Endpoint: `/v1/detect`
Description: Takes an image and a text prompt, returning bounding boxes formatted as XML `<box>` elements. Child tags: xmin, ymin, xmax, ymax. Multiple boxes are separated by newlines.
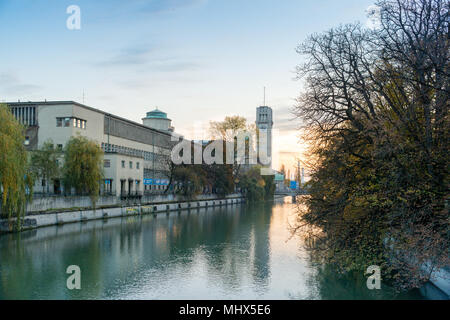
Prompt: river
<box><xmin>0</xmin><ymin>197</ymin><xmax>425</xmax><ymax>299</ymax></box>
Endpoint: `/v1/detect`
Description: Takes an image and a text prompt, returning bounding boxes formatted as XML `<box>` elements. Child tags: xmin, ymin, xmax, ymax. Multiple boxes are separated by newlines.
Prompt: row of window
<box><xmin>103</xmin><ymin>159</ymin><xmax>140</xmax><ymax>170</ymax></box>
<box><xmin>144</xmin><ymin>185</ymin><xmax>165</xmax><ymax>191</ymax></box>
<box><xmin>101</xmin><ymin>143</ymin><xmax>164</xmax><ymax>162</ymax></box>
<box><xmin>56</xmin><ymin>117</ymin><xmax>87</xmax><ymax>129</ymax></box>
<box><xmin>11</xmin><ymin>106</ymin><xmax>37</xmax><ymax>126</ymax></box>
<box><xmin>259</xmin><ymin>113</ymin><xmax>270</xmax><ymax>122</ymax></box>
<box><xmin>121</xmin><ymin>160</ymin><xmax>140</xmax><ymax>170</ymax></box>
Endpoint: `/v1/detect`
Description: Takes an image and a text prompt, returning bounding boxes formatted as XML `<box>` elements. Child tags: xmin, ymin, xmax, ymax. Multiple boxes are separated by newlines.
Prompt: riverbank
<box><xmin>0</xmin><ymin>195</ymin><xmax>246</xmax><ymax>234</ymax></box>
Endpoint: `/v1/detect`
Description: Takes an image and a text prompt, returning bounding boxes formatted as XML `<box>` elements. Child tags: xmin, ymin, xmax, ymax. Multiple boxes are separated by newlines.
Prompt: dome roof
<box><xmin>145</xmin><ymin>108</ymin><xmax>168</xmax><ymax>119</ymax></box>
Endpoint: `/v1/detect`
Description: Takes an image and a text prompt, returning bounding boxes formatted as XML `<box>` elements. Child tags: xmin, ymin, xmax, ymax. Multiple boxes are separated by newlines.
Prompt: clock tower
<box><xmin>255</xmin><ymin>106</ymin><xmax>273</xmax><ymax>169</ymax></box>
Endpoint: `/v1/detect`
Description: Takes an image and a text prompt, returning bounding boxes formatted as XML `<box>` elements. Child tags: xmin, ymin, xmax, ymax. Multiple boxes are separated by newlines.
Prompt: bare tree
<box><xmin>293</xmin><ymin>0</ymin><xmax>449</xmax><ymax>290</ymax></box>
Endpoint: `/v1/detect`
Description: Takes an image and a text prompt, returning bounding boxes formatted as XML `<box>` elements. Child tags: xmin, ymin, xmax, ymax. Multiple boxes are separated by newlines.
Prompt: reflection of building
<box><xmin>251</xmin><ymin>204</ymin><xmax>272</xmax><ymax>286</ymax></box>
<box><xmin>7</xmin><ymin>101</ymin><xmax>177</xmax><ymax>197</ymax></box>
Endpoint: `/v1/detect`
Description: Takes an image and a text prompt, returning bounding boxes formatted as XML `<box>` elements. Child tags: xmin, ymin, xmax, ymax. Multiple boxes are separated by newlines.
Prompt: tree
<box><xmin>293</xmin><ymin>0</ymin><xmax>449</xmax><ymax>290</ymax></box>
<box><xmin>238</xmin><ymin>166</ymin><xmax>274</xmax><ymax>201</ymax></box>
<box><xmin>209</xmin><ymin>115</ymin><xmax>257</xmax><ymax>179</ymax></box>
<box><xmin>209</xmin><ymin>116</ymin><xmax>248</xmax><ymax>142</ymax></box>
<box><xmin>30</xmin><ymin>140</ymin><xmax>60</xmax><ymax>194</ymax></box>
<box><xmin>172</xmin><ymin>165</ymin><xmax>206</xmax><ymax>198</ymax></box>
<box><xmin>62</xmin><ymin>135</ymin><xmax>103</xmax><ymax>206</ymax></box>
<box><xmin>0</xmin><ymin>104</ymin><xmax>33</xmax><ymax>227</ymax></box>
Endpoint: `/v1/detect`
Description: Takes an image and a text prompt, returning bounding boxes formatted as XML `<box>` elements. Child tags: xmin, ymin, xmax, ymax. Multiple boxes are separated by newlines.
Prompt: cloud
<box><xmin>96</xmin><ymin>43</ymin><xmax>155</xmax><ymax>67</ymax></box>
<box><xmin>96</xmin><ymin>42</ymin><xmax>203</xmax><ymax>73</ymax></box>
<box><xmin>0</xmin><ymin>72</ymin><xmax>41</xmax><ymax>95</ymax></box>
<box><xmin>273</xmin><ymin>105</ymin><xmax>299</xmax><ymax>132</ymax></box>
<box><xmin>84</xmin><ymin>0</ymin><xmax>207</xmax><ymax>23</ymax></box>
<box><xmin>145</xmin><ymin>59</ymin><xmax>201</xmax><ymax>72</ymax></box>
<box><xmin>137</xmin><ymin>0</ymin><xmax>206</xmax><ymax>14</ymax></box>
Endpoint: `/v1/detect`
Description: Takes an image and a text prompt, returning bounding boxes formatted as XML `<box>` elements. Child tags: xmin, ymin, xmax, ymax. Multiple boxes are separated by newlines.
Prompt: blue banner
<box><xmin>144</xmin><ymin>179</ymin><xmax>169</xmax><ymax>186</ymax></box>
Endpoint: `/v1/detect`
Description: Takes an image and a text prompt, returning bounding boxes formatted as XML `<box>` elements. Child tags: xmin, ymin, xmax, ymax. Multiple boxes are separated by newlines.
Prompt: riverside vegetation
<box><xmin>294</xmin><ymin>0</ymin><xmax>449</xmax><ymax>291</ymax></box>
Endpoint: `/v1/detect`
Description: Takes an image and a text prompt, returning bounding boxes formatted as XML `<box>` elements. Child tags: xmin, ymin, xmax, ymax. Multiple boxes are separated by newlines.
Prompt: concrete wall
<box><xmin>37</xmin><ymin>103</ymin><xmax>76</xmax><ymax>148</ymax></box>
<box><xmin>104</xmin><ymin>116</ymin><xmax>172</xmax><ymax>148</ymax></box>
<box><xmin>25</xmin><ymin>193</ymin><xmax>244</xmax><ymax>213</ymax></box>
<box><xmin>26</xmin><ymin>195</ymin><xmax>119</xmax><ymax>213</ymax></box>
<box><xmin>1</xmin><ymin>197</ymin><xmax>246</xmax><ymax>233</ymax></box>
<box><xmin>103</xmin><ymin>153</ymin><xmax>144</xmax><ymax>195</ymax></box>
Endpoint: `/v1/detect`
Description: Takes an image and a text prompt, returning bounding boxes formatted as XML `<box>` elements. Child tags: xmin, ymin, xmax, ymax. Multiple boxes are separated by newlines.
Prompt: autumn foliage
<box><xmin>294</xmin><ymin>0</ymin><xmax>449</xmax><ymax>290</ymax></box>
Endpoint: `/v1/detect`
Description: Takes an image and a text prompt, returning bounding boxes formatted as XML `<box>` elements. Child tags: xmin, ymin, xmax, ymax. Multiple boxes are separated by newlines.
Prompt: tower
<box><xmin>142</xmin><ymin>108</ymin><xmax>174</xmax><ymax>133</ymax></box>
<box><xmin>255</xmin><ymin>106</ymin><xmax>273</xmax><ymax>169</ymax></box>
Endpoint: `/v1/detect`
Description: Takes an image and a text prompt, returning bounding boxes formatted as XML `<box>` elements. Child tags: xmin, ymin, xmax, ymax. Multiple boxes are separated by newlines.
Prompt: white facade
<box><xmin>7</xmin><ymin>101</ymin><xmax>175</xmax><ymax>197</ymax></box>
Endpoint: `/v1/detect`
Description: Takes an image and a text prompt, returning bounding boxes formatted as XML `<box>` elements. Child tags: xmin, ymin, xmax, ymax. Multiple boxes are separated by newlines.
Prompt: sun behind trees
<box><xmin>294</xmin><ymin>0</ymin><xmax>449</xmax><ymax>291</ymax></box>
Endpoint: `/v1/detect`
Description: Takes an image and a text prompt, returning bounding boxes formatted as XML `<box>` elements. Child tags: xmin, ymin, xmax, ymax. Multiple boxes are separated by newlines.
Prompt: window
<box><xmin>57</xmin><ymin>117</ymin><xmax>87</xmax><ymax>128</ymax></box>
<box><xmin>104</xmin><ymin>159</ymin><xmax>111</xmax><ymax>168</ymax></box>
<box><xmin>24</xmin><ymin>136</ymin><xmax>30</xmax><ymax>146</ymax></box>
<box><xmin>129</xmin><ymin>161</ymin><xmax>133</xmax><ymax>169</ymax></box>
<box><xmin>57</xmin><ymin>144</ymin><xmax>63</xmax><ymax>151</ymax></box>
<box><xmin>121</xmin><ymin>160</ymin><xmax>125</xmax><ymax>168</ymax></box>
<box><xmin>136</xmin><ymin>162</ymin><xmax>140</xmax><ymax>169</ymax></box>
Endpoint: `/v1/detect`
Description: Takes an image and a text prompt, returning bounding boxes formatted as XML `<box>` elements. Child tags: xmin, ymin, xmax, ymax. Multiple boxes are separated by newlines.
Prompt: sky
<box><xmin>0</xmin><ymin>0</ymin><xmax>375</xmax><ymax>175</ymax></box>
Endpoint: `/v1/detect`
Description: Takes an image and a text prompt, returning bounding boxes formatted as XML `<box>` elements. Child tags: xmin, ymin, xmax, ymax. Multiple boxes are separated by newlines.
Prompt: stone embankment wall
<box><xmin>26</xmin><ymin>193</ymin><xmax>241</xmax><ymax>213</ymax></box>
<box><xmin>0</xmin><ymin>197</ymin><xmax>245</xmax><ymax>233</ymax></box>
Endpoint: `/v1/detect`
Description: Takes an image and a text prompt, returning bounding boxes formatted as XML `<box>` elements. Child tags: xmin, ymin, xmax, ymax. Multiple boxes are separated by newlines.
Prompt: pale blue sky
<box><xmin>0</xmin><ymin>0</ymin><xmax>375</xmax><ymax>168</ymax></box>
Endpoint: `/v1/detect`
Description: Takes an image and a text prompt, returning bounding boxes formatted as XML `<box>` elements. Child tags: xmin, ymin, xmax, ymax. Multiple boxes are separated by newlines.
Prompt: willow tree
<box><xmin>30</xmin><ymin>139</ymin><xmax>60</xmax><ymax>194</ymax></box>
<box><xmin>63</xmin><ymin>135</ymin><xmax>103</xmax><ymax>207</ymax></box>
<box><xmin>0</xmin><ymin>104</ymin><xmax>33</xmax><ymax>228</ymax></box>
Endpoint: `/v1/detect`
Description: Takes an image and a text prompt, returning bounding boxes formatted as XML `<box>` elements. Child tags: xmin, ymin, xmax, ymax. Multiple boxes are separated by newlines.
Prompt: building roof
<box><xmin>145</xmin><ymin>108</ymin><xmax>168</xmax><ymax>119</ymax></box>
<box><xmin>6</xmin><ymin>100</ymin><xmax>173</xmax><ymax>137</ymax></box>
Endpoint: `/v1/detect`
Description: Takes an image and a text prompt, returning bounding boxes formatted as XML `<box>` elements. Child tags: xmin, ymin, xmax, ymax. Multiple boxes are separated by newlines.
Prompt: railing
<box><xmin>32</xmin><ymin>191</ymin><xmax>116</xmax><ymax>198</ymax></box>
<box><xmin>120</xmin><ymin>191</ymin><xmax>143</xmax><ymax>199</ymax></box>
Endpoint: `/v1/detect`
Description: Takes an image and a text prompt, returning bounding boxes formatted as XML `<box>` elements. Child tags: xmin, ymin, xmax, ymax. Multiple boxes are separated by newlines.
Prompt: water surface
<box><xmin>0</xmin><ymin>198</ymin><xmax>425</xmax><ymax>299</ymax></box>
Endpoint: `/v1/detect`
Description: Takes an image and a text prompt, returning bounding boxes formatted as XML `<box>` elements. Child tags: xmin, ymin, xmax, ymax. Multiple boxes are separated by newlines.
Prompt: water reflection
<box><xmin>0</xmin><ymin>199</ymin><xmax>424</xmax><ymax>299</ymax></box>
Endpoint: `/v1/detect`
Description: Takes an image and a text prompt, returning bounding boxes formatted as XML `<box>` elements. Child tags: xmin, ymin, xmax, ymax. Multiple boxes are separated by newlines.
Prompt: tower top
<box><xmin>256</xmin><ymin>106</ymin><xmax>273</xmax><ymax>127</ymax></box>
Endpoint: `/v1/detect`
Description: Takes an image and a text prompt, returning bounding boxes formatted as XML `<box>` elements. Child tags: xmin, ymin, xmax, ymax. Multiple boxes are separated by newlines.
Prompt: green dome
<box><xmin>145</xmin><ymin>109</ymin><xmax>167</xmax><ymax>119</ymax></box>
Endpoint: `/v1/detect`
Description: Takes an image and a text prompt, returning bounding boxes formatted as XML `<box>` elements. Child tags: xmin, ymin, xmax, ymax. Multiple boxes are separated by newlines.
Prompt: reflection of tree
<box><xmin>302</xmin><ymin>252</ymin><xmax>424</xmax><ymax>300</ymax></box>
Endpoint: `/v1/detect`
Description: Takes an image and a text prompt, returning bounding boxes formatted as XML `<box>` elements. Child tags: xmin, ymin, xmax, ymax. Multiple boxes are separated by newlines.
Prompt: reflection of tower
<box><xmin>251</xmin><ymin>203</ymin><xmax>272</xmax><ymax>287</ymax></box>
<box><xmin>256</xmin><ymin>106</ymin><xmax>273</xmax><ymax>169</ymax></box>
